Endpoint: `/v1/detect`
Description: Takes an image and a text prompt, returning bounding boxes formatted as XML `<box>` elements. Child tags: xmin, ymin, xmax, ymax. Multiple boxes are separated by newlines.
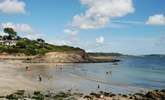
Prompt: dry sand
<box><xmin>0</xmin><ymin>60</ymin><xmax>44</xmax><ymax>95</ymax></box>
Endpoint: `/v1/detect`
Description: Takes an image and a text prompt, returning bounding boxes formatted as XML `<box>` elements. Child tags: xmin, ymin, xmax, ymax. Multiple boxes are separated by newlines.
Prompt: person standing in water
<box><xmin>97</xmin><ymin>84</ymin><xmax>100</xmax><ymax>89</ymax></box>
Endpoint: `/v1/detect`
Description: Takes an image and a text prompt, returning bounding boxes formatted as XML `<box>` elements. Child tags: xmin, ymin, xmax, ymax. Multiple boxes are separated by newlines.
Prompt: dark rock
<box><xmin>90</xmin><ymin>92</ymin><xmax>100</xmax><ymax>98</ymax></box>
<box><xmin>72</xmin><ymin>92</ymin><xmax>83</xmax><ymax>97</ymax></box>
<box><xmin>145</xmin><ymin>91</ymin><xmax>163</xmax><ymax>100</ymax></box>
<box><xmin>0</xmin><ymin>96</ymin><xmax>5</xmax><ymax>98</ymax></box>
<box><xmin>109</xmin><ymin>93</ymin><xmax>116</xmax><ymax>97</ymax></box>
<box><xmin>133</xmin><ymin>93</ymin><xmax>144</xmax><ymax>100</ymax></box>
<box><xmin>145</xmin><ymin>91</ymin><xmax>160</xmax><ymax>100</ymax></box>
<box><xmin>6</xmin><ymin>94</ymin><xmax>19</xmax><ymax>100</ymax></box>
<box><xmin>99</xmin><ymin>91</ymin><xmax>111</xmax><ymax>96</ymax></box>
<box><xmin>53</xmin><ymin>92</ymin><xmax>71</xmax><ymax>99</ymax></box>
<box><xmin>154</xmin><ymin>89</ymin><xmax>159</xmax><ymax>92</ymax></box>
<box><xmin>122</xmin><ymin>94</ymin><xmax>128</xmax><ymax>98</ymax></box>
<box><xmin>34</xmin><ymin>91</ymin><xmax>41</xmax><ymax>95</ymax></box>
<box><xmin>32</xmin><ymin>91</ymin><xmax>44</xmax><ymax>100</ymax></box>
<box><xmin>32</xmin><ymin>96</ymin><xmax>44</xmax><ymax>100</ymax></box>
<box><xmin>161</xmin><ymin>89</ymin><xmax>165</xmax><ymax>93</ymax></box>
<box><xmin>103</xmin><ymin>92</ymin><xmax>111</xmax><ymax>96</ymax></box>
<box><xmin>15</xmin><ymin>90</ymin><xmax>25</xmax><ymax>96</ymax></box>
<box><xmin>84</xmin><ymin>95</ymin><xmax>92</xmax><ymax>100</ymax></box>
<box><xmin>99</xmin><ymin>91</ymin><xmax>104</xmax><ymax>94</ymax></box>
<box><xmin>129</xmin><ymin>96</ymin><xmax>133</xmax><ymax>99</ymax></box>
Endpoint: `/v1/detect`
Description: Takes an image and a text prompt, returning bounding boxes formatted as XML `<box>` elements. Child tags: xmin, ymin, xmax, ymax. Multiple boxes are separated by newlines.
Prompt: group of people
<box><xmin>25</xmin><ymin>65</ymin><xmax>64</xmax><ymax>82</ymax></box>
<box><xmin>25</xmin><ymin>65</ymin><xmax>112</xmax><ymax>90</ymax></box>
<box><xmin>106</xmin><ymin>70</ymin><xmax>112</xmax><ymax>75</ymax></box>
<box><xmin>26</xmin><ymin>66</ymin><xmax>42</xmax><ymax>82</ymax></box>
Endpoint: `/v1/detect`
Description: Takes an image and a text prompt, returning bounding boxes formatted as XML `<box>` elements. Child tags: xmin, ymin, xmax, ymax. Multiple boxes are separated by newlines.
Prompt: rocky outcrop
<box><xmin>31</xmin><ymin>50</ymin><xmax>90</xmax><ymax>63</ymax></box>
<box><xmin>26</xmin><ymin>50</ymin><xmax>120</xmax><ymax>63</ymax></box>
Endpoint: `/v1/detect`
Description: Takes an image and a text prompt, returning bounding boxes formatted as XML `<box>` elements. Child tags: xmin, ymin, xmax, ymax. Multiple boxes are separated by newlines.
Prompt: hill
<box><xmin>0</xmin><ymin>28</ymin><xmax>83</xmax><ymax>56</ymax></box>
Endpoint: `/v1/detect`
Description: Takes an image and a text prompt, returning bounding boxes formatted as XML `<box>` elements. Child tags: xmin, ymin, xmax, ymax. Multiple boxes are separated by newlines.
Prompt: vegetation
<box><xmin>0</xmin><ymin>28</ymin><xmax>83</xmax><ymax>55</ymax></box>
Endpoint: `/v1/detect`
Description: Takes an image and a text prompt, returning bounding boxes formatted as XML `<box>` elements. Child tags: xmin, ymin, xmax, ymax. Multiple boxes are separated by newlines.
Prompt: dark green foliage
<box><xmin>0</xmin><ymin>28</ymin><xmax>83</xmax><ymax>56</ymax></box>
<box><xmin>6</xmin><ymin>94</ymin><xmax>18</xmax><ymax>100</ymax></box>
<box><xmin>4</xmin><ymin>27</ymin><xmax>17</xmax><ymax>40</ymax></box>
<box><xmin>53</xmin><ymin>92</ymin><xmax>72</xmax><ymax>100</ymax></box>
<box><xmin>37</xmin><ymin>38</ymin><xmax>45</xmax><ymax>43</ymax></box>
<box><xmin>5</xmin><ymin>90</ymin><xmax>25</xmax><ymax>100</ymax></box>
<box><xmin>32</xmin><ymin>91</ymin><xmax>44</xmax><ymax>100</ymax></box>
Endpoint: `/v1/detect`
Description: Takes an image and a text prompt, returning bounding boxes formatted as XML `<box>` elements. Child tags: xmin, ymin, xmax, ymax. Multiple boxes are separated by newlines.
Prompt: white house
<box><xmin>0</xmin><ymin>40</ymin><xmax>17</xmax><ymax>46</ymax></box>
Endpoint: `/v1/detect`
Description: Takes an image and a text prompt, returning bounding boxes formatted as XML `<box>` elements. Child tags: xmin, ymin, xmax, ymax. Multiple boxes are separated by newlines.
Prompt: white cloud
<box><xmin>0</xmin><ymin>0</ymin><xmax>26</xmax><ymax>14</ymax></box>
<box><xmin>1</xmin><ymin>22</ymin><xmax>33</xmax><ymax>33</ymax></box>
<box><xmin>24</xmin><ymin>33</ymin><xmax>44</xmax><ymax>40</ymax></box>
<box><xmin>48</xmin><ymin>39</ymin><xmax>71</xmax><ymax>46</ymax></box>
<box><xmin>64</xmin><ymin>29</ymin><xmax>78</xmax><ymax>36</ymax></box>
<box><xmin>0</xmin><ymin>32</ymin><xmax>7</xmax><ymax>36</ymax></box>
<box><xmin>96</xmin><ymin>36</ymin><xmax>104</xmax><ymax>44</ymax></box>
<box><xmin>113</xmin><ymin>20</ymin><xmax>143</xmax><ymax>25</ymax></box>
<box><xmin>0</xmin><ymin>22</ymin><xmax>44</xmax><ymax>40</ymax></box>
<box><xmin>71</xmin><ymin>0</ymin><xmax>134</xmax><ymax>30</ymax></box>
<box><xmin>146</xmin><ymin>14</ymin><xmax>165</xmax><ymax>25</ymax></box>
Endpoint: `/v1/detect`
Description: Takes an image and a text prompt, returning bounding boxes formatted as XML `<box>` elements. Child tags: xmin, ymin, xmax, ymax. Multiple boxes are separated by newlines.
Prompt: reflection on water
<box><xmin>20</xmin><ymin>56</ymin><xmax>165</xmax><ymax>94</ymax></box>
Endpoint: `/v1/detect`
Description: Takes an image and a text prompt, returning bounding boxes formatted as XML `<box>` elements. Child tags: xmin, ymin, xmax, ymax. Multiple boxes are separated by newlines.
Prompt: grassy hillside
<box><xmin>0</xmin><ymin>39</ymin><xmax>83</xmax><ymax>56</ymax></box>
<box><xmin>0</xmin><ymin>28</ymin><xmax>83</xmax><ymax>56</ymax></box>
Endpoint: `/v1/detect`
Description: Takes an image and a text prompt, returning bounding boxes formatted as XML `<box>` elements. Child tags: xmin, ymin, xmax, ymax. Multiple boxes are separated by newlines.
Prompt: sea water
<box><xmin>22</xmin><ymin>55</ymin><xmax>165</xmax><ymax>94</ymax></box>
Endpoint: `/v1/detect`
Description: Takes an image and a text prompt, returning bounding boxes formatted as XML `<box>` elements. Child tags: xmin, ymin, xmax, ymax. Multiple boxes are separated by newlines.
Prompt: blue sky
<box><xmin>0</xmin><ymin>0</ymin><xmax>165</xmax><ymax>55</ymax></box>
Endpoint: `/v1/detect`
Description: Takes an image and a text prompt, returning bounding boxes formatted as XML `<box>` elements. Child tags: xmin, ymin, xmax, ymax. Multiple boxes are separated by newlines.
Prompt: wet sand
<box><xmin>0</xmin><ymin>60</ymin><xmax>148</xmax><ymax>96</ymax></box>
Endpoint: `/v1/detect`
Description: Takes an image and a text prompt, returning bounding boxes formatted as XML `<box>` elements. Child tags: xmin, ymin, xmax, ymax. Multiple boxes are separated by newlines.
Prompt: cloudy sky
<box><xmin>0</xmin><ymin>0</ymin><xmax>165</xmax><ymax>55</ymax></box>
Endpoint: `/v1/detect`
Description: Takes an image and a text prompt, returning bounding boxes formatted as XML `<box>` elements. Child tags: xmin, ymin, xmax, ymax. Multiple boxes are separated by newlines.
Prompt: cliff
<box><xmin>27</xmin><ymin>50</ymin><xmax>120</xmax><ymax>63</ymax></box>
<box><xmin>31</xmin><ymin>50</ymin><xmax>90</xmax><ymax>63</ymax></box>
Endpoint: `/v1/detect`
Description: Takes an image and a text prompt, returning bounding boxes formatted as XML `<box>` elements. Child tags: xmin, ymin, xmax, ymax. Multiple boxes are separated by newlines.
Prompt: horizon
<box><xmin>0</xmin><ymin>0</ymin><xmax>165</xmax><ymax>55</ymax></box>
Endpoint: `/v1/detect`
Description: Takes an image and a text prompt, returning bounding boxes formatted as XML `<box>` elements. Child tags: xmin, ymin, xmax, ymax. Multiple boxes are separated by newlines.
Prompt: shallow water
<box><xmin>20</xmin><ymin>56</ymin><xmax>165</xmax><ymax>94</ymax></box>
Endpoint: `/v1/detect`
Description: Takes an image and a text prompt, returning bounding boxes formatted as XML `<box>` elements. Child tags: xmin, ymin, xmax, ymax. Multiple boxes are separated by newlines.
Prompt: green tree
<box><xmin>4</xmin><ymin>28</ymin><xmax>17</xmax><ymax>40</ymax></box>
<box><xmin>37</xmin><ymin>38</ymin><xmax>45</xmax><ymax>43</ymax></box>
<box><xmin>0</xmin><ymin>36</ymin><xmax>2</xmax><ymax>40</ymax></box>
<box><xmin>2</xmin><ymin>35</ymin><xmax>8</xmax><ymax>40</ymax></box>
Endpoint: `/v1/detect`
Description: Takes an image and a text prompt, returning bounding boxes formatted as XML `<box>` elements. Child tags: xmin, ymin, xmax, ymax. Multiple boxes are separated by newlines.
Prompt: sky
<box><xmin>0</xmin><ymin>0</ymin><xmax>165</xmax><ymax>55</ymax></box>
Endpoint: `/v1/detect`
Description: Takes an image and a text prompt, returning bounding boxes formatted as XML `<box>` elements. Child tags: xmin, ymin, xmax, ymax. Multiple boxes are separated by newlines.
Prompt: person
<box><xmin>97</xmin><ymin>84</ymin><xmax>100</xmax><ymax>89</ymax></box>
<box><xmin>25</xmin><ymin>66</ymin><xmax>29</xmax><ymax>71</ymax></box>
<box><xmin>109</xmin><ymin>70</ymin><xmax>112</xmax><ymax>75</ymax></box>
<box><xmin>60</xmin><ymin>67</ymin><xmax>62</xmax><ymax>70</ymax></box>
<box><xmin>26</xmin><ymin>66</ymin><xmax>32</xmax><ymax>71</ymax></box>
<box><xmin>39</xmin><ymin>74</ymin><xmax>42</xmax><ymax>82</ymax></box>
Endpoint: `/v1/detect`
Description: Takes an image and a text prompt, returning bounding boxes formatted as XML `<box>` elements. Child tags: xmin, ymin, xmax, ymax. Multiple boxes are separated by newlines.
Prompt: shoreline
<box><xmin>0</xmin><ymin>89</ymin><xmax>164</xmax><ymax>100</ymax></box>
<box><xmin>0</xmin><ymin>54</ymin><xmax>120</xmax><ymax>63</ymax></box>
<box><xmin>0</xmin><ymin>57</ymin><xmax>164</xmax><ymax>100</ymax></box>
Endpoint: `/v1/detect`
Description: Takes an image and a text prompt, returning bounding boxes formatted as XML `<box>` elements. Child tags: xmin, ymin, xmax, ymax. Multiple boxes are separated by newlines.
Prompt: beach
<box><xmin>0</xmin><ymin>60</ymin><xmax>44</xmax><ymax>95</ymax></box>
<box><xmin>0</xmin><ymin>55</ymin><xmax>164</xmax><ymax>99</ymax></box>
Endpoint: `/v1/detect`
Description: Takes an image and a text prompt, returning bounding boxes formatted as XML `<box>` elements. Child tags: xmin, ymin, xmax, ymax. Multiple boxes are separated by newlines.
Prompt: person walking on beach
<box><xmin>26</xmin><ymin>66</ymin><xmax>29</xmax><ymax>71</ymax></box>
<box><xmin>26</xmin><ymin>66</ymin><xmax>32</xmax><ymax>71</ymax></box>
<box><xmin>38</xmin><ymin>74</ymin><xmax>42</xmax><ymax>82</ymax></box>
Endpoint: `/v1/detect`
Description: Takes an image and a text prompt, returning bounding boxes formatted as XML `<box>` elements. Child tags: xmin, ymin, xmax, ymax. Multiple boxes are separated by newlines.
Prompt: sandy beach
<box><xmin>0</xmin><ymin>59</ymin><xmax>164</xmax><ymax>100</ymax></box>
<box><xmin>0</xmin><ymin>60</ymin><xmax>44</xmax><ymax>95</ymax></box>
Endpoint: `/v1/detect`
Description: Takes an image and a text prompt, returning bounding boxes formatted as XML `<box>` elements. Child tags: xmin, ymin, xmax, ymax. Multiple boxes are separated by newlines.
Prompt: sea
<box><xmin>22</xmin><ymin>55</ymin><xmax>165</xmax><ymax>94</ymax></box>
